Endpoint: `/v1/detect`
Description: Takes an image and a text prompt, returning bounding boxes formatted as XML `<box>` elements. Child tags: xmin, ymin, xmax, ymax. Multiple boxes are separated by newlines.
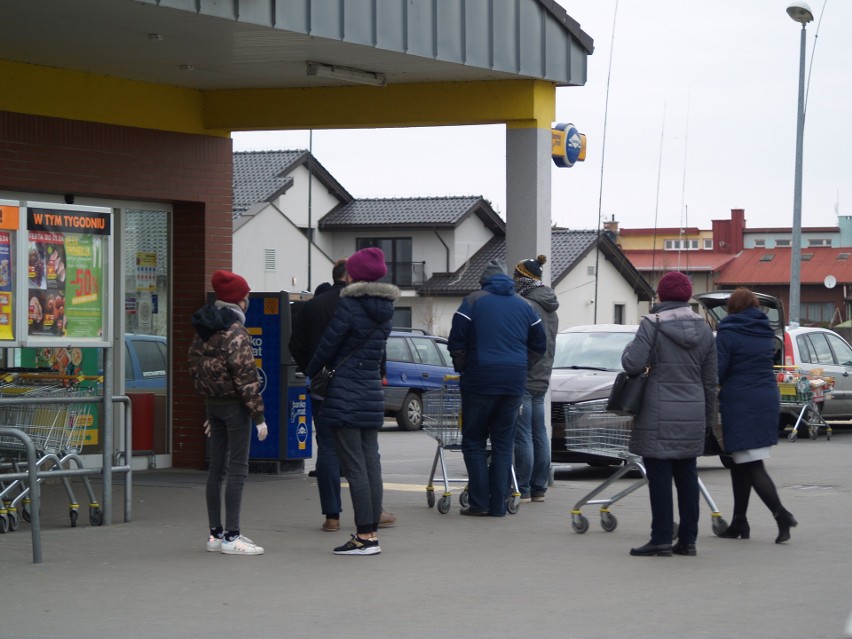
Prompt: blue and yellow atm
<box><xmin>244</xmin><ymin>291</ymin><xmax>312</xmax><ymax>473</ymax></box>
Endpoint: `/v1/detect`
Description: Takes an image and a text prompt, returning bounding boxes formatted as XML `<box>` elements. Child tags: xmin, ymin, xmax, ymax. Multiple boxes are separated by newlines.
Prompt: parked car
<box><xmin>549</xmin><ymin>324</ymin><xmax>638</xmax><ymax>465</ymax></box>
<box><xmin>384</xmin><ymin>330</ymin><xmax>455</xmax><ymax>431</ymax></box>
<box><xmin>695</xmin><ymin>290</ymin><xmax>852</xmax><ymax>422</ymax></box>
<box><xmin>125</xmin><ymin>333</ymin><xmax>167</xmax><ymax>392</ymax></box>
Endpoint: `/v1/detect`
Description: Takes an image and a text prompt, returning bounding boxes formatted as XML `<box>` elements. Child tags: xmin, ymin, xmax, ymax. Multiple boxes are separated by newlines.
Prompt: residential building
<box><xmin>610</xmin><ymin>208</ymin><xmax>852</xmax><ymax>326</ymax></box>
<box><xmin>234</xmin><ymin>150</ymin><xmax>654</xmax><ymax>336</ymax></box>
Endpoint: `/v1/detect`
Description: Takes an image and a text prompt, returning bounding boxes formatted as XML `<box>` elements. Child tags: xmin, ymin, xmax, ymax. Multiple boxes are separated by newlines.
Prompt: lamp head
<box><xmin>786</xmin><ymin>2</ymin><xmax>814</xmax><ymax>24</ymax></box>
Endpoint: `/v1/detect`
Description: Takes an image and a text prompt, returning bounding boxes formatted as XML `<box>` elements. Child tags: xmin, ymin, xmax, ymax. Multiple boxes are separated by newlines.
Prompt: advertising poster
<box><xmin>20</xmin><ymin>346</ymin><xmax>102</xmax><ymax>446</ymax></box>
<box><xmin>0</xmin><ymin>230</ymin><xmax>13</xmax><ymax>340</ymax></box>
<box><xmin>27</xmin><ymin>208</ymin><xmax>110</xmax><ymax>339</ymax></box>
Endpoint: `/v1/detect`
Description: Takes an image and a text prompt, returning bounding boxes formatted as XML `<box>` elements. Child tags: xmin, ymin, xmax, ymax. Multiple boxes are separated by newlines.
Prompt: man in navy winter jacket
<box><xmin>448</xmin><ymin>259</ymin><xmax>546</xmax><ymax>516</ymax></box>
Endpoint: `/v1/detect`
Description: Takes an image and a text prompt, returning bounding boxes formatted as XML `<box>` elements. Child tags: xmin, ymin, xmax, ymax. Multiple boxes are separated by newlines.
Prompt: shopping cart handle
<box><xmin>443</xmin><ymin>374</ymin><xmax>460</xmax><ymax>382</ymax></box>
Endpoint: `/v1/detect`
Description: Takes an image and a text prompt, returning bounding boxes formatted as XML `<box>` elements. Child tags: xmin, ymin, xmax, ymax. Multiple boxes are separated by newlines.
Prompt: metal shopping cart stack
<box><xmin>565</xmin><ymin>400</ymin><xmax>727</xmax><ymax>536</ymax></box>
<box><xmin>0</xmin><ymin>372</ymin><xmax>103</xmax><ymax>533</ymax></box>
<box><xmin>422</xmin><ymin>375</ymin><xmax>520</xmax><ymax>514</ymax></box>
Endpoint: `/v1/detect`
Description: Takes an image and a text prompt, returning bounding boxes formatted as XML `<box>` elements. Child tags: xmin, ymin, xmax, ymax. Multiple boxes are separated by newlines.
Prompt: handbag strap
<box><xmin>643</xmin><ymin>315</ymin><xmax>661</xmax><ymax>372</ymax></box>
<box><xmin>330</xmin><ymin>328</ymin><xmax>379</xmax><ymax>372</ymax></box>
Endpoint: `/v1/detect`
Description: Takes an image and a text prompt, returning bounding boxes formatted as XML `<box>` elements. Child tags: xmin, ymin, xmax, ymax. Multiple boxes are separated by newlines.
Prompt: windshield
<box><xmin>552</xmin><ymin>331</ymin><xmax>636</xmax><ymax>371</ymax></box>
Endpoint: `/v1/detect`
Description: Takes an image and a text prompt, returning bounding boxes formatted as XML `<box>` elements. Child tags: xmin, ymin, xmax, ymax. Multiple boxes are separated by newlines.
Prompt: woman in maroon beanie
<box><xmin>621</xmin><ymin>271</ymin><xmax>717</xmax><ymax>558</ymax></box>
<box><xmin>306</xmin><ymin>247</ymin><xmax>399</xmax><ymax>556</ymax></box>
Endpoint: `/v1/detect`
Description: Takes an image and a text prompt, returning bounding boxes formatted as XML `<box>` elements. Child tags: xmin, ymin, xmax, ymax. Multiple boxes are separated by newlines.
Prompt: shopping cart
<box><xmin>0</xmin><ymin>372</ymin><xmax>103</xmax><ymax>533</ymax></box>
<box><xmin>564</xmin><ymin>400</ymin><xmax>727</xmax><ymax>536</ymax></box>
<box><xmin>422</xmin><ymin>375</ymin><xmax>521</xmax><ymax>514</ymax></box>
<box><xmin>777</xmin><ymin>368</ymin><xmax>833</xmax><ymax>441</ymax></box>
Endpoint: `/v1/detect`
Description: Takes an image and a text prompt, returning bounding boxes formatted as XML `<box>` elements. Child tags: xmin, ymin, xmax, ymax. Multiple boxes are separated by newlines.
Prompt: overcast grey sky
<box><xmin>233</xmin><ymin>0</ymin><xmax>849</xmax><ymax>233</ymax></box>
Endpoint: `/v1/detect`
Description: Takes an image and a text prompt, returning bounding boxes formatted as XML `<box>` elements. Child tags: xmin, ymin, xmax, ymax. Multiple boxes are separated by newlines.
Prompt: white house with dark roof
<box><xmin>232</xmin><ymin>149</ymin><xmax>653</xmax><ymax>336</ymax></box>
<box><xmin>421</xmin><ymin>231</ymin><xmax>654</xmax><ymax>336</ymax></box>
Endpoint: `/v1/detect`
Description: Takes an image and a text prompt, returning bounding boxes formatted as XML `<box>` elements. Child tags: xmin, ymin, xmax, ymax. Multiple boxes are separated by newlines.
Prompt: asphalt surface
<box><xmin>3</xmin><ymin>424</ymin><xmax>852</xmax><ymax>639</ymax></box>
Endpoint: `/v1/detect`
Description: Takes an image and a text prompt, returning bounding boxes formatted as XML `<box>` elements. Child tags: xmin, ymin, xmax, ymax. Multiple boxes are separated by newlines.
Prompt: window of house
<box><xmin>776</xmin><ymin>239</ymin><xmax>791</xmax><ymax>247</ymax></box>
<box><xmin>753</xmin><ymin>239</ymin><xmax>766</xmax><ymax>248</ymax></box>
<box><xmin>391</xmin><ymin>306</ymin><xmax>412</xmax><ymax>330</ymax></box>
<box><xmin>613</xmin><ymin>304</ymin><xmax>625</xmax><ymax>325</ymax></box>
<box><xmin>808</xmin><ymin>238</ymin><xmax>831</xmax><ymax>247</ymax></box>
<box><xmin>664</xmin><ymin>239</ymin><xmax>698</xmax><ymax>250</ymax></box>
<box><xmin>801</xmin><ymin>303</ymin><xmax>835</xmax><ymax>325</ymax></box>
<box><xmin>703</xmin><ymin>239</ymin><xmax>713</xmax><ymax>250</ymax></box>
<box><xmin>357</xmin><ymin>237</ymin><xmax>413</xmax><ymax>286</ymax></box>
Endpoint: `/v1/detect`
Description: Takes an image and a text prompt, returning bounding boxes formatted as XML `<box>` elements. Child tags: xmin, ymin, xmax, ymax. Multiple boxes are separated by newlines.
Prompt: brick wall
<box><xmin>0</xmin><ymin>110</ymin><xmax>233</xmax><ymax>468</ymax></box>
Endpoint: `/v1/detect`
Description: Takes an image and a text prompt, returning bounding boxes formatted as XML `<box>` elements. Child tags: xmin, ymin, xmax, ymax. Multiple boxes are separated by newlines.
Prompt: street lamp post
<box><xmin>787</xmin><ymin>2</ymin><xmax>813</xmax><ymax>328</ymax></box>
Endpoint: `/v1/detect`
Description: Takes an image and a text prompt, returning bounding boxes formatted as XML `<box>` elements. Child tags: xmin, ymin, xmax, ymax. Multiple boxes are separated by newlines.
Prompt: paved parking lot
<box><xmin>3</xmin><ymin>425</ymin><xmax>852</xmax><ymax>639</ymax></box>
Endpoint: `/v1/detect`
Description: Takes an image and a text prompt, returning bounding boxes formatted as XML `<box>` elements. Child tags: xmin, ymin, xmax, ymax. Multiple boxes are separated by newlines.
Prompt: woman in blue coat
<box><xmin>716</xmin><ymin>288</ymin><xmax>797</xmax><ymax>543</ymax></box>
<box><xmin>306</xmin><ymin>247</ymin><xmax>399</xmax><ymax>556</ymax></box>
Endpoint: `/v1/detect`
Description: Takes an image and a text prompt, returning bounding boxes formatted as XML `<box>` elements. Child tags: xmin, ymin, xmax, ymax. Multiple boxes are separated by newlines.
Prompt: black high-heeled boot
<box><xmin>774</xmin><ymin>509</ymin><xmax>798</xmax><ymax>544</ymax></box>
<box><xmin>719</xmin><ymin>517</ymin><xmax>750</xmax><ymax>539</ymax></box>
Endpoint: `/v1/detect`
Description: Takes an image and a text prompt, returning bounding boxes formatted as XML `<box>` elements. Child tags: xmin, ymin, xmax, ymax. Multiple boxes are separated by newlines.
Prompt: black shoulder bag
<box><xmin>606</xmin><ymin>315</ymin><xmax>660</xmax><ymax>416</ymax></box>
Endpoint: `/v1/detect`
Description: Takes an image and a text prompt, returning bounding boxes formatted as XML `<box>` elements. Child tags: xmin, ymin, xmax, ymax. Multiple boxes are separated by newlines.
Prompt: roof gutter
<box><xmin>434</xmin><ymin>230</ymin><xmax>450</xmax><ymax>272</ymax></box>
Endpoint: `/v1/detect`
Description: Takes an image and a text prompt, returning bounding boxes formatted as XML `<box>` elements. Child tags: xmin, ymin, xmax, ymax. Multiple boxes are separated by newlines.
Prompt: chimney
<box><xmin>603</xmin><ymin>215</ymin><xmax>619</xmax><ymax>235</ymax></box>
<box><xmin>730</xmin><ymin>209</ymin><xmax>745</xmax><ymax>252</ymax></box>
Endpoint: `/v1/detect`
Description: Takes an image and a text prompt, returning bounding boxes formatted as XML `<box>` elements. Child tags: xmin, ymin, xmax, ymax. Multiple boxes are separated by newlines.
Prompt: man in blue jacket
<box><xmin>448</xmin><ymin>259</ymin><xmax>547</xmax><ymax>517</ymax></box>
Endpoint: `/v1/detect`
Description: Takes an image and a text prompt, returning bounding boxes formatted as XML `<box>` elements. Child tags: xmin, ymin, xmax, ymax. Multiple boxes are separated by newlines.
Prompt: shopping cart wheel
<box><xmin>827</xmin><ymin>428</ymin><xmax>832</xmax><ymax>441</ymax></box>
<box><xmin>0</xmin><ymin>514</ymin><xmax>8</xmax><ymax>534</ymax></box>
<box><xmin>8</xmin><ymin>511</ymin><xmax>19</xmax><ymax>532</ymax></box>
<box><xmin>600</xmin><ymin>511</ymin><xmax>618</xmax><ymax>532</ymax></box>
<box><xmin>712</xmin><ymin>517</ymin><xmax>728</xmax><ymax>536</ymax></box>
<box><xmin>459</xmin><ymin>490</ymin><xmax>470</xmax><ymax>509</ymax></box>
<box><xmin>808</xmin><ymin>426</ymin><xmax>817</xmax><ymax>440</ymax></box>
<box><xmin>426</xmin><ymin>490</ymin><xmax>436</xmax><ymax>508</ymax></box>
<box><xmin>89</xmin><ymin>507</ymin><xmax>104</xmax><ymax>526</ymax></box>
<box><xmin>572</xmin><ymin>514</ymin><xmax>589</xmax><ymax>534</ymax></box>
<box><xmin>69</xmin><ymin>508</ymin><xmax>79</xmax><ymax>528</ymax></box>
<box><xmin>506</xmin><ymin>494</ymin><xmax>520</xmax><ymax>515</ymax></box>
<box><xmin>787</xmin><ymin>430</ymin><xmax>798</xmax><ymax>442</ymax></box>
<box><xmin>437</xmin><ymin>495</ymin><xmax>452</xmax><ymax>514</ymax></box>
<box><xmin>21</xmin><ymin>505</ymin><xmax>31</xmax><ymax>523</ymax></box>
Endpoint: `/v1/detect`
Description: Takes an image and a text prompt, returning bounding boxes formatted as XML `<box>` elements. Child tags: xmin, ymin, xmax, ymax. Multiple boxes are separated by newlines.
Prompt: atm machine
<box><xmin>244</xmin><ymin>291</ymin><xmax>313</xmax><ymax>474</ymax></box>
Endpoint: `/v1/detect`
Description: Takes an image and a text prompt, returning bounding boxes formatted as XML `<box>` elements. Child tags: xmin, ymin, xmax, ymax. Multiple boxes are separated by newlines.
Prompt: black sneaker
<box><xmin>333</xmin><ymin>534</ymin><xmax>381</xmax><ymax>556</ymax></box>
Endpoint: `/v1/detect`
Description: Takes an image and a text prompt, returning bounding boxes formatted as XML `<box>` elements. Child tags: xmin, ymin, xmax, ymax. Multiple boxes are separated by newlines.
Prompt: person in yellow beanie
<box><xmin>512</xmin><ymin>255</ymin><xmax>559</xmax><ymax>503</ymax></box>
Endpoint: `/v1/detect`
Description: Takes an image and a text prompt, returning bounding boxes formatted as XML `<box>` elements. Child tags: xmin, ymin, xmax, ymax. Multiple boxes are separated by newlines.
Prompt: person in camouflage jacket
<box><xmin>188</xmin><ymin>270</ymin><xmax>267</xmax><ymax>556</ymax></box>
<box><xmin>188</xmin><ymin>304</ymin><xmax>265</xmax><ymax>422</ymax></box>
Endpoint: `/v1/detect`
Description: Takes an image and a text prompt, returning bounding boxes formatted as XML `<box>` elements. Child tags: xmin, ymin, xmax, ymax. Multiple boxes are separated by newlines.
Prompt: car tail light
<box><xmin>784</xmin><ymin>333</ymin><xmax>795</xmax><ymax>366</ymax></box>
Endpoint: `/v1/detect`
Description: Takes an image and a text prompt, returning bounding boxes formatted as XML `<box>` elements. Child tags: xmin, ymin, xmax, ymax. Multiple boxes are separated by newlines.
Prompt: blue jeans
<box><xmin>643</xmin><ymin>457</ymin><xmax>699</xmax><ymax>545</ymax></box>
<box><xmin>461</xmin><ymin>391</ymin><xmax>521</xmax><ymax>516</ymax></box>
<box><xmin>513</xmin><ymin>390</ymin><xmax>551</xmax><ymax>497</ymax></box>
<box><xmin>205</xmin><ymin>402</ymin><xmax>251</xmax><ymax>533</ymax></box>
<box><xmin>312</xmin><ymin>399</ymin><xmax>342</xmax><ymax>517</ymax></box>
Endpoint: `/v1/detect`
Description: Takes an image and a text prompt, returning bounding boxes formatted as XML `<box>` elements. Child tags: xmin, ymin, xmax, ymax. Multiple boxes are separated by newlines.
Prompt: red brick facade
<box><xmin>0</xmin><ymin>110</ymin><xmax>233</xmax><ymax>468</ymax></box>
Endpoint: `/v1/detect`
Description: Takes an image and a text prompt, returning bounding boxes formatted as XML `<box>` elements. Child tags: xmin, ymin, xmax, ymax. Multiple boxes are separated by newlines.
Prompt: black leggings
<box><xmin>729</xmin><ymin>459</ymin><xmax>783</xmax><ymax>519</ymax></box>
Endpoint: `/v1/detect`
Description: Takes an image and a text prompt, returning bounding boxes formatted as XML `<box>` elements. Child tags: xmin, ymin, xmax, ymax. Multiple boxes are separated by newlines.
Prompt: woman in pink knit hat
<box><xmin>306</xmin><ymin>248</ymin><xmax>400</xmax><ymax>556</ymax></box>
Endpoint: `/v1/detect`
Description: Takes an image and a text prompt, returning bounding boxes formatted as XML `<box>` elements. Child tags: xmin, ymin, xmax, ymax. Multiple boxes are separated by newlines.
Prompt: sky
<box><xmin>232</xmin><ymin>0</ymin><xmax>850</xmax><ymax>234</ymax></box>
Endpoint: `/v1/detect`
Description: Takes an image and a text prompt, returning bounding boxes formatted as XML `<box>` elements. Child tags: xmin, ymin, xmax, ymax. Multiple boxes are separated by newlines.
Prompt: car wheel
<box><xmin>396</xmin><ymin>392</ymin><xmax>423</xmax><ymax>431</ymax></box>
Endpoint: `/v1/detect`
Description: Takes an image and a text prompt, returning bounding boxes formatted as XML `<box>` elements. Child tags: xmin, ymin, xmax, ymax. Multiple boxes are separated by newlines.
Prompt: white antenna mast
<box><xmin>592</xmin><ymin>0</ymin><xmax>620</xmax><ymax>324</ymax></box>
<box><xmin>679</xmin><ymin>87</ymin><xmax>691</xmax><ymax>271</ymax></box>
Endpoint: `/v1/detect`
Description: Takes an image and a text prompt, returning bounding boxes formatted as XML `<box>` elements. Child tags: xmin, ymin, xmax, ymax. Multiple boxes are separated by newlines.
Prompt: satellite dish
<box><xmin>824</xmin><ymin>275</ymin><xmax>837</xmax><ymax>289</ymax></box>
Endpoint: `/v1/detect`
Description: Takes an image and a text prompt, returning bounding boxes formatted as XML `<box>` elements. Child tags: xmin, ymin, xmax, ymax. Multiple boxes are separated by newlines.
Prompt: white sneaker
<box><xmin>206</xmin><ymin>535</ymin><xmax>223</xmax><ymax>552</ymax></box>
<box><xmin>221</xmin><ymin>535</ymin><xmax>264</xmax><ymax>555</ymax></box>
